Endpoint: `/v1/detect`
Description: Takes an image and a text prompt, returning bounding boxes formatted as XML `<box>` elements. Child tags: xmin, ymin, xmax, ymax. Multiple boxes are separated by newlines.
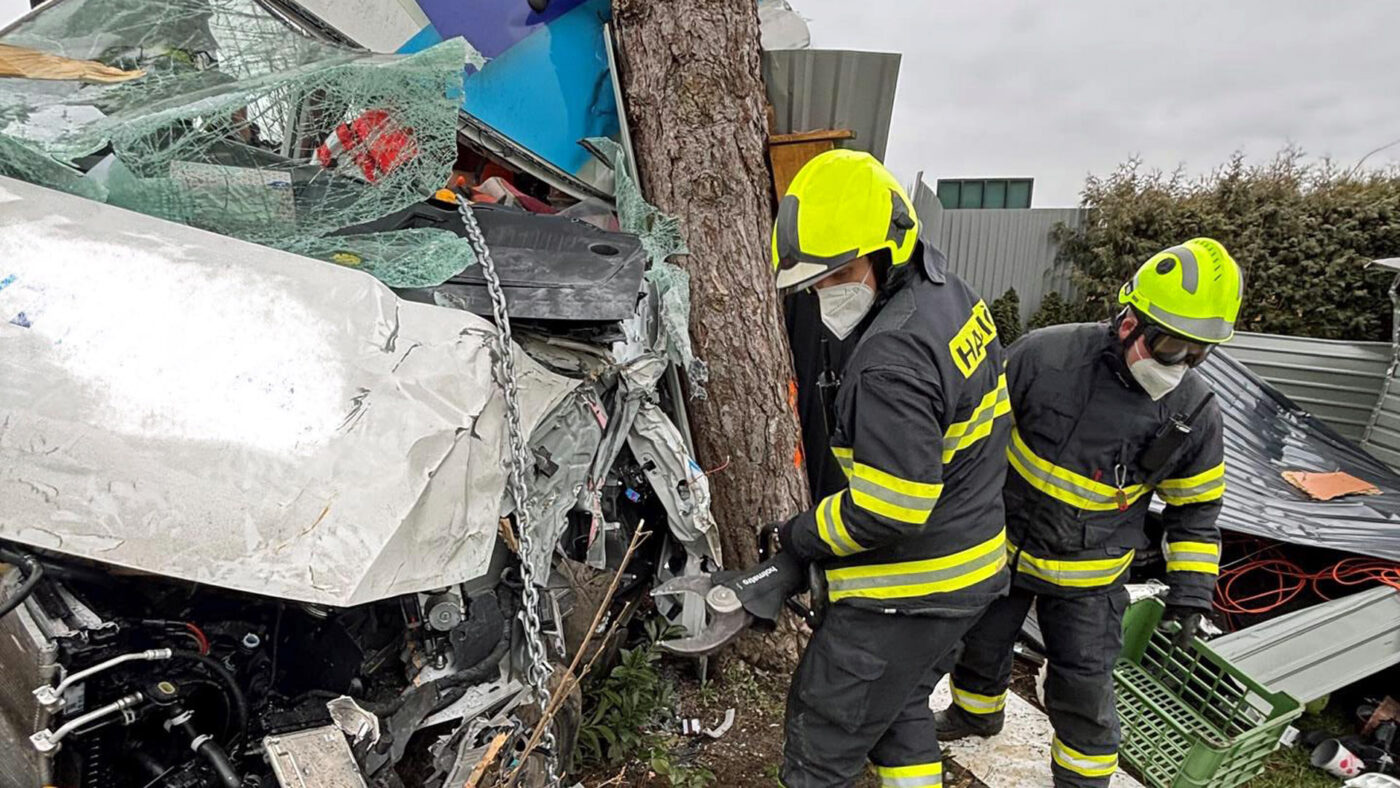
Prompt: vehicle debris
<box><xmin>0</xmin><ymin>1</ymin><xmax>722</xmax><ymax>785</ymax></box>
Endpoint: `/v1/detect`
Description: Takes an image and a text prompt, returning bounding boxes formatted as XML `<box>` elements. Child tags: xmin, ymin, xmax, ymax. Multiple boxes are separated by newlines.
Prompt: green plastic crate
<box><xmin>1114</xmin><ymin>599</ymin><xmax>1303</xmax><ymax>788</ymax></box>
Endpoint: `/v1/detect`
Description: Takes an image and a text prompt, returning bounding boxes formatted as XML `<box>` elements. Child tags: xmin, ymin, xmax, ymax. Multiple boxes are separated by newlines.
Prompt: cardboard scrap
<box><xmin>0</xmin><ymin>43</ymin><xmax>145</xmax><ymax>83</ymax></box>
<box><xmin>1283</xmin><ymin>470</ymin><xmax>1381</xmax><ymax>501</ymax></box>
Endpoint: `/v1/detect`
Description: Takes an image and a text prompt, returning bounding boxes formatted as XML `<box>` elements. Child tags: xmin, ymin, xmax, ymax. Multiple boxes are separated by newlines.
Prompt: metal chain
<box><xmin>456</xmin><ymin>198</ymin><xmax>559</xmax><ymax>784</ymax></box>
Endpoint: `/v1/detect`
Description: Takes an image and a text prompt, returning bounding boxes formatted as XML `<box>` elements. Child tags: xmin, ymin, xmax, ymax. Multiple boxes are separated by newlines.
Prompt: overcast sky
<box><xmin>790</xmin><ymin>0</ymin><xmax>1400</xmax><ymax>206</ymax></box>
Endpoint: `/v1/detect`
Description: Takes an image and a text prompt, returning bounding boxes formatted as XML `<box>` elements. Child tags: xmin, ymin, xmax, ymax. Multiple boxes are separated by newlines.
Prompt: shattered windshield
<box><xmin>0</xmin><ymin>0</ymin><xmax>474</xmax><ymax>286</ymax></box>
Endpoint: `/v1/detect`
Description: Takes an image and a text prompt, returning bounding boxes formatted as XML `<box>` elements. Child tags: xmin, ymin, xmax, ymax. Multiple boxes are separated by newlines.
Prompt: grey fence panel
<box><xmin>762</xmin><ymin>49</ymin><xmax>901</xmax><ymax>159</ymax></box>
<box><xmin>909</xmin><ymin>183</ymin><xmax>1082</xmax><ymax>323</ymax></box>
<box><xmin>1367</xmin><ymin>396</ymin><xmax>1400</xmax><ymax>470</ymax></box>
<box><xmin>1227</xmin><ymin>332</ymin><xmax>1391</xmax><ymax>441</ymax></box>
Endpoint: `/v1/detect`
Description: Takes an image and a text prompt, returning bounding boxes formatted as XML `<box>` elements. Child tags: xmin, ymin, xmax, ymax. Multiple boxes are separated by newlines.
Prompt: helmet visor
<box><xmin>1144</xmin><ymin>325</ymin><xmax>1213</xmax><ymax>367</ymax></box>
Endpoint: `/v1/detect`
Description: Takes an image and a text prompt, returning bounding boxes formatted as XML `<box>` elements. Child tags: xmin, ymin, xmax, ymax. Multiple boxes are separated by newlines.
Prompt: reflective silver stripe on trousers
<box><xmin>1166</xmin><ymin>549</ymin><xmax>1218</xmax><ymax>565</ymax></box>
<box><xmin>880</xmin><ymin>774</ymin><xmax>942</xmax><ymax>788</ymax></box>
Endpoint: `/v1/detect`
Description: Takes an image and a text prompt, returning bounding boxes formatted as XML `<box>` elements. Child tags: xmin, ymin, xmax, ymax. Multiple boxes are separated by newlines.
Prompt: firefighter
<box><xmin>737</xmin><ymin>149</ymin><xmax>1014</xmax><ymax>787</ymax></box>
<box><xmin>934</xmin><ymin>238</ymin><xmax>1243</xmax><ymax>787</ymax></box>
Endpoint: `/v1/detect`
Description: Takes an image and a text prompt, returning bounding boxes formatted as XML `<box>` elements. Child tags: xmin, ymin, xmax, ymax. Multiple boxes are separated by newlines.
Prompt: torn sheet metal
<box><xmin>264</xmin><ymin>726</ymin><xmax>368</xmax><ymax>788</ymax></box>
<box><xmin>1200</xmin><ymin>350</ymin><xmax>1400</xmax><ymax>562</ymax></box>
<box><xmin>520</xmin><ymin>387</ymin><xmax>607</xmax><ymax>581</ymax></box>
<box><xmin>628</xmin><ymin>402</ymin><xmax>722</xmax><ymax>562</ymax></box>
<box><xmin>0</xmin><ymin>175</ymin><xmax>580</xmax><ymax>606</ymax></box>
<box><xmin>1211</xmin><ymin>587</ymin><xmax>1400</xmax><ymax>704</ymax></box>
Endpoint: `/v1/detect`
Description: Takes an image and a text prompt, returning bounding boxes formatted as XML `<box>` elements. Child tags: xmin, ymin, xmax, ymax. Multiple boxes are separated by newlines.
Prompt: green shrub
<box><xmin>1052</xmin><ymin>149</ymin><xmax>1400</xmax><ymax>341</ymax></box>
<box><xmin>1027</xmin><ymin>290</ymin><xmax>1093</xmax><ymax>330</ymax></box>
<box><xmin>575</xmin><ymin>617</ymin><xmax>714</xmax><ymax>786</ymax></box>
<box><xmin>990</xmin><ymin>288</ymin><xmax>1023</xmax><ymax>344</ymax></box>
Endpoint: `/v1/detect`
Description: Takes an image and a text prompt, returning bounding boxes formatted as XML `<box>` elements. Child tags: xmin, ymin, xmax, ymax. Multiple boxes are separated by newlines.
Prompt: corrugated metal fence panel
<box><xmin>1365</xmin><ymin>386</ymin><xmax>1400</xmax><ymax>470</ymax></box>
<box><xmin>1227</xmin><ymin>332</ymin><xmax>1391</xmax><ymax>441</ymax></box>
<box><xmin>932</xmin><ymin>208</ymin><xmax>1082</xmax><ymax>323</ymax></box>
<box><xmin>762</xmin><ymin>49</ymin><xmax>901</xmax><ymax>160</ymax></box>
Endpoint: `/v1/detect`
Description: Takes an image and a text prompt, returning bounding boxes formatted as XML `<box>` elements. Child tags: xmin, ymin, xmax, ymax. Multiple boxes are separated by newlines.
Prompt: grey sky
<box><xmin>790</xmin><ymin>0</ymin><xmax>1400</xmax><ymax>206</ymax></box>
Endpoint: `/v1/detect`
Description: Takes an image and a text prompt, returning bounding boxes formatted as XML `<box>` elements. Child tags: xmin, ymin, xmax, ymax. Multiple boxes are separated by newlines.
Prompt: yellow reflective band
<box><xmin>816</xmin><ymin>492</ymin><xmax>863</xmax><ymax>557</ymax></box>
<box><xmin>1015</xmin><ymin>545</ymin><xmax>1134</xmax><ymax>588</ymax></box>
<box><xmin>826</xmin><ymin>530</ymin><xmax>1007</xmax><ymax>601</ymax></box>
<box><xmin>876</xmin><ymin>761</ymin><xmax>943</xmax><ymax>788</ymax></box>
<box><xmin>1157</xmin><ymin>463</ymin><xmax>1227</xmax><ymax>505</ymax></box>
<box><xmin>1165</xmin><ymin>540</ymin><xmax>1221</xmax><ymax>575</ymax></box>
<box><xmin>950</xmin><ymin>681</ymin><xmax>1006</xmax><ymax>715</ymax></box>
<box><xmin>831</xmin><ymin>446</ymin><xmax>854</xmax><ymax>479</ymax></box>
<box><xmin>942</xmin><ymin>373</ymin><xmax>1011</xmax><ymax>464</ymax></box>
<box><xmin>850</xmin><ymin>462</ymin><xmax>942</xmax><ymax>525</ymax></box>
<box><xmin>1008</xmin><ymin>429</ymin><xmax>1149</xmax><ymax>511</ymax></box>
<box><xmin>1052</xmin><ymin>737</ymin><xmax>1118</xmax><ymax>778</ymax></box>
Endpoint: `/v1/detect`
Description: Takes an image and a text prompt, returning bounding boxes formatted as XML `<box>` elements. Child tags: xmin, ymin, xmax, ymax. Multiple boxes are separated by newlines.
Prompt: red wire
<box><xmin>184</xmin><ymin>622</ymin><xmax>210</xmax><ymax>655</ymax></box>
<box><xmin>1214</xmin><ymin>549</ymin><xmax>1400</xmax><ymax>616</ymax></box>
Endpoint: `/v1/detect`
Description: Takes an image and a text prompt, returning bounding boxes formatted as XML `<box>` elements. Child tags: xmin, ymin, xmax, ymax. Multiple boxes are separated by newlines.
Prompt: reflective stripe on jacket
<box><xmin>1003</xmin><ymin>323</ymin><xmax>1224</xmax><ymax>607</ymax></box>
<box><xmin>783</xmin><ymin>242</ymin><xmax>1012</xmax><ymax>615</ymax></box>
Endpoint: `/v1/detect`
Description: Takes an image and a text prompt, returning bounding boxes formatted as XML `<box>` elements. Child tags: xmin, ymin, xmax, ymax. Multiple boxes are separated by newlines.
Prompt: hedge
<box><xmin>1041</xmin><ymin>149</ymin><xmax>1400</xmax><ymax>341</ymax></box>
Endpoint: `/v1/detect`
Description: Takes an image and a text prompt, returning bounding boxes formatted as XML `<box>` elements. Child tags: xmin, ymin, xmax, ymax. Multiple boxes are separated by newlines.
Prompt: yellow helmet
<box><xmin>771</xmin><ymin>149</ymin><xmax>921</xmax><ymax>292</ymax></box>
<box><xmin>1118</xmin><ymin>237</ymin><xmax>1244</xmax><ymax>343</ymax></box>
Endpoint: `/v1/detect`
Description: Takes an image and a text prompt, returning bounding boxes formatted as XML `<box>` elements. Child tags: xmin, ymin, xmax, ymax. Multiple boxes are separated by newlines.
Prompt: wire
<box><xmin>1214</xmin><ymin>547</ymin><xmax>1400</xmax><ymax>616</ymax></box>
<box><xmin>183</xmin><ymin>622</ymin><xmax>211</xmax><ymax>655</ymax></box>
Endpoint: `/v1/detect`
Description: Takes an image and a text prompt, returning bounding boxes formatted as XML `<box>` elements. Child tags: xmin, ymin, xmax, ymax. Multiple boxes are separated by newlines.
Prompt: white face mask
<box><xmin>816</xmin><ymin>269</ymin><xmax>875</xmax><ymax>340</ymax></box>
<box><xmin>1129</xmin><ymin>356</ymin><xmax>1187</xmax><ymax>400</ymax></box>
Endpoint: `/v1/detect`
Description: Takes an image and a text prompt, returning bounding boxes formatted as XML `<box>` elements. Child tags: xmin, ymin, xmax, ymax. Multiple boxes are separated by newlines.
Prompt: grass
<box><xmin>1251</xmin><ymin>744</ymin><xmax>1338</xmax><ymax>788</ymax></box>
<box><xmin>1250</xmin><ymin>709</ymin><xmax>1352</xmax><ymax>788</ymax></box>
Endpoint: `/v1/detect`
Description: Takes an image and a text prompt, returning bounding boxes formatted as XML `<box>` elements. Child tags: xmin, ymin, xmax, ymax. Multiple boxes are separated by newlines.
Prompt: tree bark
<box><xmin>611</xmin><ymin>0</ymin><xmax>809</xmax><ymax>669</ymax></box>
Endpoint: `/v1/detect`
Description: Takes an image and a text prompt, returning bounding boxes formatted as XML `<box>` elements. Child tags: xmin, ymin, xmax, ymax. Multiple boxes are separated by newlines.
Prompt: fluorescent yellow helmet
<box><xmin>1118</xmin><ymin>237</ymin><xmax>1244</xmax><ymax>343</ymax></box>
<box><xmin>771</xmin><ymin>149</ymin><xmax>921</xmax><ymax>292</ymax></box>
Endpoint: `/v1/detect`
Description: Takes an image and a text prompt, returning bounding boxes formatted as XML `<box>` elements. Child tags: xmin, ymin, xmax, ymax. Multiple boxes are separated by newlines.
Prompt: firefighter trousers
<box><xmin>781</xmin><ymin>604</ymin><xmax>976</xmax><ymax>788</ymax></box>
<box><xmin>947</xmin><ymin>584</ymin><xmax>1129</xmax><ymax>788</ymax></box>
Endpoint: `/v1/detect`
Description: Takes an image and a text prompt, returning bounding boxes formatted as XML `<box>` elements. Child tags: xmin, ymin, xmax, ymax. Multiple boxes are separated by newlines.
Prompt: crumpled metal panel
<box><xmin>1202</xmin><ymin>350</ymin><xmax>1400</xmax><ymax>561</ymax></box>
<box><xmin>1211</xmin><ymin>586</ymin><xmax>1400</xmax><ymax>703</ymax></box>
<box><xmin>627</xmin><ymin>401</ymin><xmax>722</xmax><ymax>562</ymax></box>
<box><xmin>0</xmin><ymin>175</ymin><xmax>579</xmax><ymax>606</ymax></box>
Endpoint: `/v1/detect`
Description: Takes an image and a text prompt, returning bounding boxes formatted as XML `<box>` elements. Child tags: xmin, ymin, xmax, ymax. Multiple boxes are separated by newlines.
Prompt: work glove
<box><xmin>1158</xmin><ymin>603</ymin><xmax>1208</xmax><ymax>651</ymax></box>
<box><xmin>712</xmin><ymin>550</ymin><xmax>808</xmax><ymax>624</ymax></box>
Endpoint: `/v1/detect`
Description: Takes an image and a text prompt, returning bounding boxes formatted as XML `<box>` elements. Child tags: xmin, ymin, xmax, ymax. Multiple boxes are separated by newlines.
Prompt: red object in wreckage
<box><xmin>315</xmin><ymin>109</ymin><xmax>416</xmax><ymax>183</ymax></box>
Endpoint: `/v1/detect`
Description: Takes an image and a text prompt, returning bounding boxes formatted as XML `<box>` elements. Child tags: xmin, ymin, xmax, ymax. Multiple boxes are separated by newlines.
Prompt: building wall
<box><xmin>913</xmin><ymin>178</ymin><xmax>1080</xmax><ymax>322</ymax></box>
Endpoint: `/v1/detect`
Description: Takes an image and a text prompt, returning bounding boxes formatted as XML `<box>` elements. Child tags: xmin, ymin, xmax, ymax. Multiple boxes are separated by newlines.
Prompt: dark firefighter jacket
<box><xmin>785</xmin><ymin>290</ymin><xmax>860</xmax><ymax>499</ymax></box>
<box><xmin>782</xmin><ymin>241</ymin><xmax>1012</xmax><ymax>616</ymax></box>
<box><xmin>1004</xmin><ymin>323</ymin><xmax>1225</xmax><ymax>609</ymax></box>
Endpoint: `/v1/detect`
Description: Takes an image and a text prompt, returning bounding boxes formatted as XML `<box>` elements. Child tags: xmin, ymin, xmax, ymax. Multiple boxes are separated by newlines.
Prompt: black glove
<box><xmin>712</xmin><ymin>551</ymin><xmax>807</xmax><ymax>624</ymax></box>
<box><xmin>1159</xmin><ymin>603</ymin><xmax>1207</xmax><ymax>651</ymax></box>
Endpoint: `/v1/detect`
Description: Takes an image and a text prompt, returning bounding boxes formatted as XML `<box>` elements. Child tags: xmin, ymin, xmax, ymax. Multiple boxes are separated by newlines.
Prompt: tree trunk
<box><xmin>611</xmin><ymin>0</ymin><xmax>809</xmax><ymax>669</ymax></box>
